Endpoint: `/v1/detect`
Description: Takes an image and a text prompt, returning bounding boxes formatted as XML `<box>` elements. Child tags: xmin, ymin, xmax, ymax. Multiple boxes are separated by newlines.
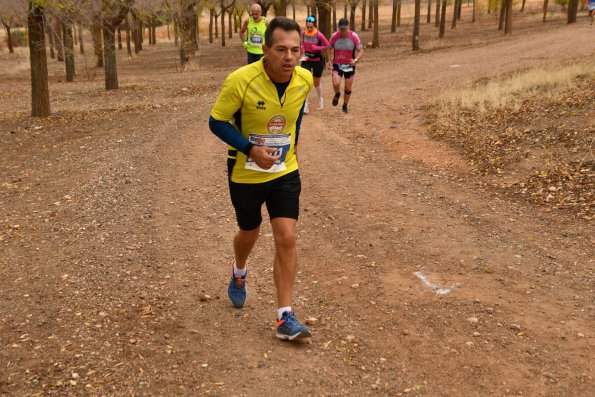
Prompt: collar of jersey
<box><xmin>304</xmin><ymin>28</ymin><xmax>318</xmax><ymax>38</ymax></box>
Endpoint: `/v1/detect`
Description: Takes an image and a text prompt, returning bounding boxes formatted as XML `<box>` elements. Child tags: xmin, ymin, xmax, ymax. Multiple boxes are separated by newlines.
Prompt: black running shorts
<box><xmin>332</xmin><ymin>63</ymin><xmax>356</xmax><ymax>79</ymax></box>
<box><xmin>301</xmin><ymin>59</ymin><xmax>325</xmax><ymax>78</ymax></box>
<box><xmin>228</xmin><ymin>160</ymin><xmax>301</xmax><ymax>231</ymax></box>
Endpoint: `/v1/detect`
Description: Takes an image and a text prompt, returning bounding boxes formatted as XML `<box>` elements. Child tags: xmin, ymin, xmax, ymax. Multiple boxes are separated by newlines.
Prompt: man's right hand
<box><xmin>243</xmin><ymin>42</ymin><xmax>249</xmax><ymax>50</ymax></box>
<box><xmin>248</xmin><ymin>145</ymin><xmax>280</xmax><ymax>169</ymax></box>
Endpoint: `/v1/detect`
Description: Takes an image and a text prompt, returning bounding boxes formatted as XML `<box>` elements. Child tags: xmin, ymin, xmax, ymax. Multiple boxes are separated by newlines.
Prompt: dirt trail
<box><xmin>1</xmin><ymin>10</ymin><xmax>593</xmax><ymax>397</ymax></box>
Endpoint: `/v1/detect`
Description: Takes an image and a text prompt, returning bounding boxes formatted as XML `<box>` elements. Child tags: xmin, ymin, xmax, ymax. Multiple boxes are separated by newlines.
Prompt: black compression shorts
<box><xmin>227</xmin><ymin>161</ymin><xmax>301</xmax><ymax>231</ymax></box>
<box><xmin>301</xmin><ymin>59</ymin><xmax>325</xmax><ymax>78</ymax></box>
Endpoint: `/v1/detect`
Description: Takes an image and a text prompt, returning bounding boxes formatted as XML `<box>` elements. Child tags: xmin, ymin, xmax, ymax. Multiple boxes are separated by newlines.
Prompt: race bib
<box><xmin>338</xmin><ymin>64</ymin><xmax>353</xmax><ymax>72</ymax></box>
<box><xmin>249</xmin><ymin>34</ymin><xmax>263</xmax><ymax>46</ymax></box>
<box><xmin>245</xmin><ymin>133</ymin><xmax>291</xmax><ymax>173</ymax></box>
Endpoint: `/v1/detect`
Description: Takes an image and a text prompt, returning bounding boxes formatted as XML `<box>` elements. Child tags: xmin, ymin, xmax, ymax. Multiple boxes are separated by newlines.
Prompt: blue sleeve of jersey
<box><xmin>209</xmin><ymin>116</ymin><xmax>252</xmax><ymax>155</ymax></box>
<box><xmin>295</xmin><ymin>102</ymin><xmax>305</xmax><ymax>147</ymax></box>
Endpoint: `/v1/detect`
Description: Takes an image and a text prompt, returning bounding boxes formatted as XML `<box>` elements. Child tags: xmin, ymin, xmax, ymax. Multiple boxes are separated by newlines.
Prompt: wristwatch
<box><xmin>354</xmin><ymin>58</ymin><xmax>359</xmax><ymax>63</ymax></box>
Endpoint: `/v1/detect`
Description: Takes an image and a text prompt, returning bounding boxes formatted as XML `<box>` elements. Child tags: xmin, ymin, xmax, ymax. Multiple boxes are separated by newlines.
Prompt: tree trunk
<box><xmin>361</xmin><ymin>0</ymin><xmax>367</xmax><ymax>31</ymax></box>
<box><xmin>333</xmin><ymin>4</ymin><xmax>337</xmax><ymax>31</ymax></box>
<box><xmin>47</xmin><ymin>22</ymin><xmax>55</xmax><ymax>58</ymax></box>
<box><xmin>413</xmin><ymin>0</ymin><xmax>421</xmax><ymax>50</ymax></box>
<box><xmin>499</xmin><ymin>0</ymin><xmax>506</xmax><ymax>30</ymax></box>
<box><xmin>102</xmin><ymin>0</ymin><xmax>131</xmax><ymax>89</ymax></box>
<box><xmin>439</xmin><ymin>0</ymin><xmax>447</xmax><ymax>37</ymax></box>
<box><xmin>274</xmin><ymin>0</ymin><xmax>288</xmax><ymax>16</ymax></box>
<box><xmin>543</xmin><ymin>0</ymin><xmax>549</xmax><ymax>22</ymax></box>
<box><xmin>125</xmin><ymin>23</ymin><xmax>132</xmax><ymax>57</ymax></box>
<box><xmin>28</xmin><ymin>1</ymin><xmax>50</xmax><ymax>117</ymax></box>
<box><xmin>103</xmin><ymin>25</ymin><xmax>118</xmax><ymax>89</ymax></box>
<box><xmin>209</xmin><ymin>9</ymin><xmax>213</xmax><ymax>44</ymax></box>
<box><xmin>350</xmin><ymin>3</ymin><xmax>356</xmax><ymax>29</ymax></box>
<box><xmin>427</xmin><ymin>0</ymin><xmax>432</xmax><ymax>24</ymax></box>
<box><xmin>505</xmin><ymin>0</ymin><xmax>513</xmax><ymax>33</ymax></box>
<box><xmin>179</xmin><ymin>2</ymin><xmax>197</xmax><ymax>66</ymax></box>
<box><xmin>136</xmin><ymin>19</ymin><xmax>143</xmax><ymax>50</ymax></box>
<box><xmin>435</xmin><ymin>0</ymin><xmax>441</xmax><ymax>26</ymax></box>
<box><xmin>174</xmin><ymin>21</ymin><xmax>179</xmax><ymax>47</ymax></box>
<box><xmin>567</xmin><ymin>0</ymin><xmax>579</xmax><ymax>23</ymax></box>
<box><xmin>93</xmin><ymin>17</ymin><xmax>103</xmax><ymax>66</ymax></box>
<box><xmin>391</xmin><ymin>0</ymin><xmax>397</xmax><ymax>32</ymax></box>
<box><xmin>368</xmin><ymin>0</ymin><xmax>373</xmax><ymax>28</ymax></box>
<box><xmin>117</xmin><ymin>26</ymin><xmax>123</xmax><ymax>49</ymax></box>
<box><xmin>63</xmin><ymin>22</ymin><xmax>75</xmax><ymax>82</ymax></box>
<box><xmin>451</xmin><ymin>0</ymin><xmax>459</xmax><ymax>29</ymax></box>
<box><xmin>472</xmin><ymin>0</ymin><xmax>476</xmax><ymax>22</ymax></box>
<box><xmin>3</xmin><ymin>22</ymin><xmax>14</xmax><ymax>54</ymax></box>
<box><xmin>221</xmin><ymin>9</ymin><xmax>226</xmax><ymax>47</ymax></box>
<box><xmin>78</xmin><ymin>24</ymin><xmax>85</xmax><ymax>54</ymax></box>
<box><xmin>214</xmin><ymin>14</ymin><xmax>219</xmax><ymax>39</ymax></box>
<box><xmin>152</xmin><ymin>17</ymin><xmax>157</xmax><ymax>44</ymax></box>
<box><xmin>457</xmin><ymin>0</ymin><xmax>462</xmax><ymax>19</ymax></box>
<box><xmin>521</xmin><ymin>0</ymin><xmax>526</xmax><ymax>11</ymax></box>
<box><xmin>315</xmin><ymin>1</ymin><xmax>332</xmax><ymax>40</ymax></box>
<box><xmin>55</xmin><ymin>21</ymin><xmax>64</xmax><ymax>62</ymax></box>
<box><xmin>372</xmin><ymin>0</ymin><xmax>379</xmax><ymax>47</ymax></box>
<box><xmin>228</xmin><ymin>10</ymin><xmax>232</xmax><ymax>39</ymax></box>
<box><xmin>397</xmin><ymin>0</ymin><xmax>402</xmax><ymax>26</ymax></box>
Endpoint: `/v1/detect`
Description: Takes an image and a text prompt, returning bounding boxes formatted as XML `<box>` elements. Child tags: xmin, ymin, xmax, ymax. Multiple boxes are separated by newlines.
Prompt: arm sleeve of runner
<box><xmin>313</xmin><ymin>32</ymin><xmax>329</xmax><ymax>51</ymax></box>
<box><xmin>210</xmin><ymin>73</ymin><xmax>254</xmax><ymax>155</ymax></box>
<box><xmin>209</xmin><ymin>116</ymin><xmax>253</xmax><ymax>155</ymax></box>
<box><xmin>295</xmin><ymin>103</ymin><xmax>305</xmax><ymax>147</ymax></box>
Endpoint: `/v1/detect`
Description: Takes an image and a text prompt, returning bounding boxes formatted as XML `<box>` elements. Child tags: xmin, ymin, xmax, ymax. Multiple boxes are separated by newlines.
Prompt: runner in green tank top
<box><xmin>240</xmin><ymin>4</ymin><xmax>268</xmax><ymax>64</ymax></box>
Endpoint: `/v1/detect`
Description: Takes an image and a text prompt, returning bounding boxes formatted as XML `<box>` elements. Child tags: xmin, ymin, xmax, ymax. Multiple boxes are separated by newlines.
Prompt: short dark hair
<box><xmin>265</xmin><ymin>17</ymin><xmax>301</xmax><ymax>47</ymax></box>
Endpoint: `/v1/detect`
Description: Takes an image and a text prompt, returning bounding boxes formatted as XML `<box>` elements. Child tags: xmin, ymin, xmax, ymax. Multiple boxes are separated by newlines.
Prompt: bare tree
<box><xmin>102</xmin><ymin>0</ymin><xmax>133</xmax><ymax>90</ymax></box>
<box><xmin>0</xmin><ymin>0</ymin><xmax>26</xmax><ymax>54</ymax></box>
<box><xmin>567</xmin><ymin>0</ymin><xmax>579</xmax><ymax>23</ymax></box>
<box><xmin>219</xmin><ymin>0</ymin><xmax>235</xmax><ymax>47</ymax></box>
<box><xmin>372</xmin><ymin>0</ymin><xmax>379</xmax><ymax>47</ymax></box>
<box><xmin>314</xmin><ymin>0</ymin><xmax>333</xmax><ymax>39</ymax></box>
<box><xmin>413</xmin><ymin>0</ymin><xmax>421</xmax><ymax>50</ymax></box>
<box><xmin>28</xmin><ymin>0</ymin><xmax>50</xmax><ymax>116</ymax></box>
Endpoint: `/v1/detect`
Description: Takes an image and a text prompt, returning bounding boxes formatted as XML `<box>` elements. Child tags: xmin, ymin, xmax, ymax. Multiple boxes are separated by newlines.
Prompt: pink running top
<box><xmin>329</xmin><ymin>30</ymin><xmax>363</xmax><ymax>65</ymax></box>
<box><xmin>301</xmin><ymin>29</ymin><xmax>329</xmax><ymax>62</ymax></box>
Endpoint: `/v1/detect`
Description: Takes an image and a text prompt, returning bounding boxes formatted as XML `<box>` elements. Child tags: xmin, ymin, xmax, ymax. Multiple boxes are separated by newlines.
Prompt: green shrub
<box><xmin>9</xmin><ymin>29</ymin><xmax>28</xmax><ymax>48</ymax></box>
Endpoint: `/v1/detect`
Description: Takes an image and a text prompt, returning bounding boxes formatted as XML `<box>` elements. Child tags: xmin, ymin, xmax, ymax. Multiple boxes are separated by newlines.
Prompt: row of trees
<box><xmin>0</xmin><ymin>0</ymin><xmax>585</xmax><ymax>117</ymax></box>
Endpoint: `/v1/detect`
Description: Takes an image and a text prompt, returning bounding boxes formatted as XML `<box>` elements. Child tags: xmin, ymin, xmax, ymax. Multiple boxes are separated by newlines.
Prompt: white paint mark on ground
<box><xmin>414</xmin><ymin>271</ymin><xmax>458</xmax><ymax>295</ymax></box>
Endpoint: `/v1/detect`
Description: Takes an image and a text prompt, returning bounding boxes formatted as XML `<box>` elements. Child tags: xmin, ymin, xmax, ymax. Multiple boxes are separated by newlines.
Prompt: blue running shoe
<box><xmin>228</xmin><ymin>271</ymin><xmax>247</xmax><ymax>308</ymax></box>
<box><xmin>276</xmin><ymin>311</ymin><xmax>312</xmax><ymax>341</ymax></box>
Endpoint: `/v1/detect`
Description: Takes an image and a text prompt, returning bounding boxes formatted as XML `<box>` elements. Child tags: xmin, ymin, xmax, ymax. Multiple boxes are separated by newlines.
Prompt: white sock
<box><xmin>233</xmin><ymin>261</ymin><xmax>247</xmax><ymax>277</ymax></box>
<box><xmin>315</xmin><ymin>85</ymin><xmax>322</xmax><ymax>101</ymax></box>
<box><xmin>277</xmin><ymin>306</ymin><xmax>292</xmax><ymax>320</ymax></box>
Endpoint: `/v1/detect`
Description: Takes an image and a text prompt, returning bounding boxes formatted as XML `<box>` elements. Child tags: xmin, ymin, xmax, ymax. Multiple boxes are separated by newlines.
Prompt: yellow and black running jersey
<box><xmin>211</xmin><ymin>59</ymin><xmax>313</xmax><ymax>184</ymax></box>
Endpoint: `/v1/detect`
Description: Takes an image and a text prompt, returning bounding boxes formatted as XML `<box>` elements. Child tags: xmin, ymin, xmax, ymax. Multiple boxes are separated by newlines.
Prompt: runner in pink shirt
<box><xmin>327</xmin><ymin>18</ymin><xmax>364</xmax><ymax>114</ymax></box>
<box><xmin>301</xmin><ymin>16</ymin><xmax>330</xmax><ymax>113</ymax></box>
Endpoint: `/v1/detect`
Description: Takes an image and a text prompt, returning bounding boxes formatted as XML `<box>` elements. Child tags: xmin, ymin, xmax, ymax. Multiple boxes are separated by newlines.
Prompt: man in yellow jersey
<box><xmin>240</xmin><ymin>3</ymin><xmax>268</xmax><ymax>64</ymax></box>
<box><xmin>209</xmin><ymin>17</ymin><xmax>313</xmax><ymax>341</ymax></box>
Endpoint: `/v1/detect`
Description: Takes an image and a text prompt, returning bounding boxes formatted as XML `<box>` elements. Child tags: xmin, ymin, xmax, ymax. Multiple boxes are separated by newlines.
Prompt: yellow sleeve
<box><xmin>210</xmin><ymin>72</ymin><xmax>244</xmax><ymax>122</ymax></box>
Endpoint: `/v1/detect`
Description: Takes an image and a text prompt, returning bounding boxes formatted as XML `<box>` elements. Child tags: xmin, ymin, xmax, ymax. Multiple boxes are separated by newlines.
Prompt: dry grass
<box><xmin>436</xmin><ymin>61</ymin><xmax>595</xmax><ymax>113</ymax></box>
<box><xmin>427</xmin><ymin>60</ymin><xmax>595</xmax><ymax>219</ymax></box>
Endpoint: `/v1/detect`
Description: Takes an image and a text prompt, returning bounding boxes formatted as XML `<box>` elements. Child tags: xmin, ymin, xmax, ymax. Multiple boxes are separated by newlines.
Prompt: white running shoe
<box><xmin>317</xmin><ymin>98</ymin><xmax>324</xmax><ymax>111</ymax></box>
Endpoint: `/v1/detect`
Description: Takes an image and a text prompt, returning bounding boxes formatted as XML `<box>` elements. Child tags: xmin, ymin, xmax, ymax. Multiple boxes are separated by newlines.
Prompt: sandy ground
<box><xmin>1</xmin><ymin>5</ymin><xmax>593</xmax><ymax>397</ymax></box>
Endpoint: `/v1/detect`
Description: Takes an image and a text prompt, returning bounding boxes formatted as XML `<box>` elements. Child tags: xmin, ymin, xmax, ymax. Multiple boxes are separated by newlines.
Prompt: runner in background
<box><xmin>300</xmin><ymin>15</ymin><xmax>330</xmax><ymax>114</ymax></box>
<box><xmin>327</xmin><ymin>18</ymin><xmax>364</xmax><ymax>114</ymax></box>
<box><xmin>239</xmin><ymin>3</ymin><xmax>268</xmax><ymax>64</ymax></box>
